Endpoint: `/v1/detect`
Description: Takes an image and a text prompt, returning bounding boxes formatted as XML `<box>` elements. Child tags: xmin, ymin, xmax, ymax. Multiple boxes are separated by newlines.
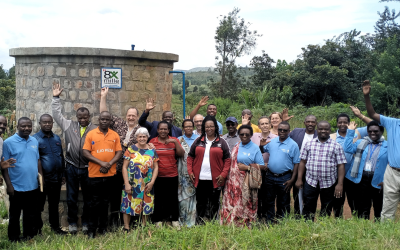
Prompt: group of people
<box><xmin>1</xmin><ymin>80</ymin><xmax>400</xmax><ymax>241</ymax></box>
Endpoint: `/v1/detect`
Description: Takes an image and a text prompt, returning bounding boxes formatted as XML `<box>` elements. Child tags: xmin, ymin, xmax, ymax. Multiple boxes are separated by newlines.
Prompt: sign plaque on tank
<box><xmin>101</xmin><ymin>67</ymin><xmax>122</xmax><ymax>89</ymax></box>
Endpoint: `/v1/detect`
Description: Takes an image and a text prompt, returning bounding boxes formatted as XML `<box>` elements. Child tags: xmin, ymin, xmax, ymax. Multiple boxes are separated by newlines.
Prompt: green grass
<box><xmin>0</xmin><ymin>201</ymin><xmax>7</xmax><ymax>219</ymax></box>
<box><xmin>1</xmin><ymin>217</ymin><xmax>399</xmax><ymax>249</ymax></box>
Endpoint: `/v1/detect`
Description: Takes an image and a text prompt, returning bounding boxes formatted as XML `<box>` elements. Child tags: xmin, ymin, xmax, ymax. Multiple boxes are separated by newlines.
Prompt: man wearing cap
<box><xmin>237</xmin><ymin>109</ymin><xmax>262</xmax><ymax>133</ymax></box>
<box><xmin>222</xmin><ymin>117</ymin><xmax>240</xmax><ymax>151</ymax></box>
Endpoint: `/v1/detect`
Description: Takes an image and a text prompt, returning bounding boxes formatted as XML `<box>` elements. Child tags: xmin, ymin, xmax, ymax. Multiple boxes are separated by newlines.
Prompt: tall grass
<box><xmin>0</xmin><ymin>217</ymin><xmax>399</xmax><ymax>249</ymax></box>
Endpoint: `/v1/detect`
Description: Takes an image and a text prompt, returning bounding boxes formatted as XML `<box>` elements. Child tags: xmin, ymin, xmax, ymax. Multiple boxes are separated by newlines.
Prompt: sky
<box><xmin>0</xmin><ymin>0</ymin><xmax>398</xmax><ymax>71</ymax></box>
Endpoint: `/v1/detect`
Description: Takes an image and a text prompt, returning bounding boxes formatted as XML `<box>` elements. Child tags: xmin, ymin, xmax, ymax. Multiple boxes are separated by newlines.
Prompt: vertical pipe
<box><xmin>182</xmin><ymin>72</ymin><xmax>186</xmax><ymax>117</ymax></box>
<box><xmin>169</xmin><ymin>71</ymin><xmax>186</xmax><ymax>119</ymax></box>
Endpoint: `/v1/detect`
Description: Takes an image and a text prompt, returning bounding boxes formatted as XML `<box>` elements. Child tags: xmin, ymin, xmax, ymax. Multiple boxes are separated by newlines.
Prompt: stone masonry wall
<box><xmin>14</xmin><ymin>56</ymin><xmax>174</xmax><ymax>138</ymax></box>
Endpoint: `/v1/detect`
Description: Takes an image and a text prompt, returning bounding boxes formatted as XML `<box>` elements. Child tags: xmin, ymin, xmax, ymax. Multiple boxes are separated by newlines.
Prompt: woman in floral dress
<box><xmin>120</xmin><ymin>128</ymin><xmax>159</xmax><ymax>230</ymax></box>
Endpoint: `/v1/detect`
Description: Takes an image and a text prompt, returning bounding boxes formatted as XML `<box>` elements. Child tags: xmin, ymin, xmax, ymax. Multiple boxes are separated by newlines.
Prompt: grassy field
<box><xmin>0</xmin><ymin>217</ymin><xmax>399</xmax><ymax>250</ymax></box>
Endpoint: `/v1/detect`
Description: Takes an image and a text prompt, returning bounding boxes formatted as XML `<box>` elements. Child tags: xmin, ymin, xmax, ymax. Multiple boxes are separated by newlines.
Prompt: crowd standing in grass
<box><xmin>1</xmin><ymin>81</ymin><xmax>400</xmax><ymax>242</ymax></box>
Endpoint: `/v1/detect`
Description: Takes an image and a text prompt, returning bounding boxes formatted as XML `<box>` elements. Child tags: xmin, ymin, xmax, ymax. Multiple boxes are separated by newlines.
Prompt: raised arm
<box><xmin>343</xmin><ymin>122</ymin><xmax>359</xmax><ymax>154</ymax></box>
<box><xmin>350</xmin><ymin>106</ymin><xmax>372</xmax><ymax>124</ymax></box>
<box><xmin>51</xmin><ymin>84</ymin><xmax>72</xmax><ymax>131</ymax></box>
<box><xmin>362</xmin><ymin>80</ymin><xmax>380</xmax><ymax>122</ymax></box>
<box><xmin>138</xmin><ymin>99</ymin><xmax>156</xmax><ymax>130</ymax></box>
<box><xmin>189</xmin><ymin>96</ymin><xmax>209</xmax><ymax>119</ymax></box>
<box><xmin>100</xmin><ymin>87</ymin><xmax>109</xmax><ymax>113</ymax></box>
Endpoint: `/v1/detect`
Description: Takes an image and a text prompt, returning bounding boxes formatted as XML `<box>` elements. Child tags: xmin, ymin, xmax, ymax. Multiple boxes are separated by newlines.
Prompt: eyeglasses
<box><xmin>239</xmin><ymin>133</ymin><xmax>250</xmax><ymax>137</ymax></box>
<box><xmin>226</xmin><ymin>123</ymin><xmax>236</xmax><ymax>127</ymax></box>
<box><xmin>40</xmin><ymin>122</ymin><xmax>53</xmax><ymax>125</ymax></box>
<box><xmin>278</xmin><ymin>129</ymin><xmax>289</xmax><ymax>133</ymax></box>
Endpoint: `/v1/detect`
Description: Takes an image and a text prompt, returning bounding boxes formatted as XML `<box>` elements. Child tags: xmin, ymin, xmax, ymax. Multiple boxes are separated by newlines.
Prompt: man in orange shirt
<box><xmin>83</xmin><ymin>111</ymin><xmax>122</xmax><ymax>239</ymax></box>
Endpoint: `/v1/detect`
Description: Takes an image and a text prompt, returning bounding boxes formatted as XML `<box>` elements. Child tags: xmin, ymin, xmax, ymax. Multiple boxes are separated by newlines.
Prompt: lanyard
<box><xmin>368</xmin><ymin>144</ymin><xmax>379</xmax><ymax>160</ymax></box>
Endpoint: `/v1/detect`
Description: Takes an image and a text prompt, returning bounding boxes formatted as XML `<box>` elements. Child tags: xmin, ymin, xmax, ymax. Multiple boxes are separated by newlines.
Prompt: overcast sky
<box><xmin>0</xmin><ymin>0</ymin><xmax>398</xmax><ymax>71</ymax></box>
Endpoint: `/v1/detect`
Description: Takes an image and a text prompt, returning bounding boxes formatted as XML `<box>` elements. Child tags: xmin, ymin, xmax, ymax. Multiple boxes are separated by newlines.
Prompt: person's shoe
<box><xmin>52</xmin><ymin>227</ymin><xmax>68</xmax><ymax>235</ymax></box>
<box><xmin>87</xmin><ymin>231</ymin><xmax>95</xmax><ymax>239</ymax></box>
<box><xmin>69</xmin><ymin>224</ymin><xmax>78</xmax><ymax>234</ymax></box>
<box><xmin>155</xmin><ymin>222</ymin><xmax>163</xmax><ymax>228</ymax></box>
<box><xmin>123</xmin><ymin>228</ymin><xmax>130</xmax><ymax>233</ymax></box>
<box><xmin>172</xmin><ymin>221</ymin><xmax>181</xmax><ymax>230</ymax></box>
<box><xmin>82</xmin><ymin>225</ymin><xmax>89</xmax><ymax>234</ymax></box>
<box><xmin>97</xmin><ymin>228</ymin><xmax>107</xmax><ymax>235</ymax></box>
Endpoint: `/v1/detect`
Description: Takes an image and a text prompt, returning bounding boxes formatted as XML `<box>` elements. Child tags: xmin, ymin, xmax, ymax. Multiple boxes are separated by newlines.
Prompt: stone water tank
<box><xmin>10</xmin><ymin>47</ymin><xmax>179</xmax><ymax>136</ymax></box>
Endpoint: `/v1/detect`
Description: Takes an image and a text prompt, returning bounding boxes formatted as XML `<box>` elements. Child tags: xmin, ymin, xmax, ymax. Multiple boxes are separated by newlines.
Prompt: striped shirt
<box><xmin>300</xmin><ymin>138</ymin><xmax>347</xmax><ymax>188</ymax></box>
<box><xmin>149</xmin><ymin>136</ymin><xmax>181</xmax><ymax>177</ymax></box>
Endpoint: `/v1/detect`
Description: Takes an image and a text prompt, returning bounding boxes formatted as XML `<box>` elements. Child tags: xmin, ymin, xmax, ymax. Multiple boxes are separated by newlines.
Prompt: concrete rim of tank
<box><xmin>9</xmin><ymin>47</ymin><xmax>179</xmax><ymax>62</ymax></box>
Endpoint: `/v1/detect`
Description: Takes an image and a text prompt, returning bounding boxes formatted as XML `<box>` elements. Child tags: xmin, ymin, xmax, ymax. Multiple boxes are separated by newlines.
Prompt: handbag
<box><xmin>247</xmin><ymin>164</ymin><xmax>262</xmax><ymax>189</ymax></box>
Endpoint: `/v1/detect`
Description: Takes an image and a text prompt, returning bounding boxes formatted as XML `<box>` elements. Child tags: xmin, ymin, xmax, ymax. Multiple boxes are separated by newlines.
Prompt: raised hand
<box><xmin>101</xmin><ymin>87</ymin><xmax>109</xmax><ymax>97</ymax></box>
<box><xmin>348</xmin><ymin>121</ymin><xmax>357</xmax><ymax>130</ymax></box>
<box><xmin>146</xmin><ymin>98</ymin><xmax>156</xmax><ymax>112</ymax></box>
<box><xmin>282</xmin><ymin>108</ymin><xmax>294</xmax><ymax>121</ymax></box>
<box><xmin>350</xmin><ymin>106</ymin><xmax>361</xmax><ymax>117</ymax></box>
<box><xmin>241</xmin><ymin>114</ymin><xmax>250</xmax><ymax>125</ymax></box>
<box><xmin>362</xmin><ymin>80</ymin><xmax>371</xmax><ymax>96</ymax></box>
<box><xmin>198</xmin><ymin>96</ymin><xmax>209</xmax><ymax>107</ymax></box>
<box><xmin>52</xmin><ymin>84</ymin><xmax>63</xmax><ymax>97</ymax></box>
<box><xmin>185</xmin><ymin>116</ymin><xmax>191</xmax><ymax>120</ymax></box>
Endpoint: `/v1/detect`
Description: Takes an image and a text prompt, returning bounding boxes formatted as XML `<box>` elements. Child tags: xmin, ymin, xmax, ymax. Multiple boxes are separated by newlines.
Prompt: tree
<box><xmin>0</xmin><ymin>78</ymin><xmax>16</xmax><ymax>112</ymax></box>
<box><xmin>0</xmin><ymin>65</ymin><xmax>7</xmax><ymax>79</ymax></box>
<box><xmin>249</xmin><ymin>50</ymin><xmax>275</xmax><ymax>89</ymax></box>
<box><xmin>212</xmin><ymin>7</ymin><xmax>262</xmax><ymax>98</ymax></box>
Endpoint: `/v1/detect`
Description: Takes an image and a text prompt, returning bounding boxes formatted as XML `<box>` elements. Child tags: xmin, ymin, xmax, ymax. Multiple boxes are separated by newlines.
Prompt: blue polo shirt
<box><xmin>237</xmin><ymin>141</ymin><xmax>264</xmax><ymax>166</ymax></box>
<box><xmin>178</xmin><ymin>133</ymin><xmax>199</xmax><ymax>148</ymax></box>
<box><xmin>217</xmin><ymin>121</ymin><xmax>223</xmax><ymax>135</ymax></box>
<box><xmin>264</xmin><ymin>137</ymin><xmax>300</xmax><ymax>174</ymax></box>
<box><xmin>2</xmin><ymin>134</ymin><xmax>39</xmax><ymax>191</ymax></box>
<box><xmin>334</xmin><ymin>127</ymin><xmax>367</xmax><ymax>173</ymax></box>
<box><xmin>380</xmin><ymin>115</ymin><xmax>400</xmax><ymax>168</ymax></box>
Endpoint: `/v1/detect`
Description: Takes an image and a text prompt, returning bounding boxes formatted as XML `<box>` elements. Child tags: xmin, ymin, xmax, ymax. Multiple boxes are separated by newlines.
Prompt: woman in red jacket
<box><xmin>187</xmin><ymin>115</ymin><xmax>231</xmax><ymax>224</ymax></box>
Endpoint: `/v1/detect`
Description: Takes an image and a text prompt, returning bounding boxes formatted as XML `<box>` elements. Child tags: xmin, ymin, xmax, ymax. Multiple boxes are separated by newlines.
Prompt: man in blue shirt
<box><xmin>363</xmin><ymin>80</ymin><xmax>400</xmax><ymax>221</ymax></box>
<box><xmin>1</xmin><ymin>117</ymin><xmax>44</xmax><ymax>242</ymax></box>
<box><xmin>262</xmin><ymin>121</ymin><xmax>300</xmax><ymax>223</ymax></box>
<box><xmin>330</xmin><ymin>113</ymin><xmax>371</xmax><ymax>218</ymax></box>
<box><xmin>33</xmin><ymin>114</ymin><xmax>67</xmax><ymax>235</ymax></box>
<box><xmin>178</xmin><ymin>119</ymin><xmax>199</xmax><ymax>148</ymax></box>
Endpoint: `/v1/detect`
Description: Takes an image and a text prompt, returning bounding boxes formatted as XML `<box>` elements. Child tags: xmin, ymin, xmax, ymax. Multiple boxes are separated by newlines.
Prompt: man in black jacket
<box><xmin>138</xmin><ymin>98</ymin><xmax>182</xmax><ymax>140</ymax></box>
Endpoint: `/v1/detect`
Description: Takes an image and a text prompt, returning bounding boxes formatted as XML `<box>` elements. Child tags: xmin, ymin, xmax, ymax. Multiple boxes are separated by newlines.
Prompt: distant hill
<box><xmin>174</xmin><ymin>67</ymin><xmax>215</xmax><ymax>73</ymax></box>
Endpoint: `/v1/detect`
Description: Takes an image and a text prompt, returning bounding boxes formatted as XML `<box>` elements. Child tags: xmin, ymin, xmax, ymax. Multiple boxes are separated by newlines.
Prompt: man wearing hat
<box><xmin>222</xmin><ymin>117</ymin><xmax>240</xmax><ymax>152</ymax></box>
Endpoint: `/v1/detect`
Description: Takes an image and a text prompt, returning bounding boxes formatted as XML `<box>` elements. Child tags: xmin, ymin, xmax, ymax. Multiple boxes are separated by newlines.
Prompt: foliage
<box><xmin>0</xmin><ymin>79</ymin><xmax>16</xmax><ymax>112</ymax></box>
<box><xmin>212</xmin><ymin>7</ymin><xmax>261</xmax><ymax>98</ymax></box>
<box><xmin>249</xmin><ymin>50</ymin><xmax>275</xmax><ymax>90</ymax></box>
<box><xmin>172</xmin><ymin>94</ymin><xmax>369</xmax><ymax>134</ymax></box>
